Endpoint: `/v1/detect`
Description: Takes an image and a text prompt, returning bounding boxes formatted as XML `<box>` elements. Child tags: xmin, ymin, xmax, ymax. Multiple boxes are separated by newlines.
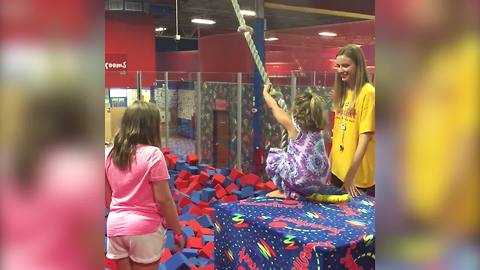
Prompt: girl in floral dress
<box><xmin>263</xmin><ymin>84</ymin><xmax>331</xmax><ymax>200</ymax></box>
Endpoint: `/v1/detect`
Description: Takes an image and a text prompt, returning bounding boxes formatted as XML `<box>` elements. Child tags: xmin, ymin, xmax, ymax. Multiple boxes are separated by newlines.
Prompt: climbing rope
<box><xmin>230</xmin><ymin>0</ymin><xmax>289</xmax><ymax>151</ymax></box>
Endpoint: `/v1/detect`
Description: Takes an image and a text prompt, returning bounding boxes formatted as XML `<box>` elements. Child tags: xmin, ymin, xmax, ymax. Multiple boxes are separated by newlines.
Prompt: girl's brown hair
<box><xmin>110</xmin><ymin>101</ymin><xmax>161</xmax><ymax>170</ymax></box>
<box><xmin>292</xmin><ymin>92</ymin><xmax>325</xmax><ymax>132</ymax></box>
<box><xmin>333</xmin><ymin>44</ymin><xmax>370</xmax><ymax>110</ymax></box>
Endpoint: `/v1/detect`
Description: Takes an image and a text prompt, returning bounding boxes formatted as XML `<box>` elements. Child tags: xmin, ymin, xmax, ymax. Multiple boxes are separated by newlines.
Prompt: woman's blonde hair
<box><xmin>292</xmin><ymin>92</ymin><xmax>325</xmax><ymax>132</ymax></box>
<box><xmin>333</xmin><ymin>44</ymin><xmax>370</xmax><ymax>110</ymax></box>
<box><xmin>110</xmin><ymin>101</ymin><xmax>161</xmax><ymax>170</ymax></box>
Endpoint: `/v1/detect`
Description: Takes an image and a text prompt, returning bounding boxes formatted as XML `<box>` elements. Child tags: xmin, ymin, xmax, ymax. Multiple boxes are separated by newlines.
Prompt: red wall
<box><xmin>105</xmin><ymin>12</ymin><xmax>156</xmax><ymax>88</ymax></box>
<box><xmin>157</xmin><ymin>51</ymin><xmax>199</xmax><ymax>72</ymax></box>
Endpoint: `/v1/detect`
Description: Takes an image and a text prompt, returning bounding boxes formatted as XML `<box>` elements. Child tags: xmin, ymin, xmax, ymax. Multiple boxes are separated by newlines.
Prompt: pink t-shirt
<box><xmin>105</xmin><ymin>144</ymin><xmax>170</xmax><ymax>236</ymax></box>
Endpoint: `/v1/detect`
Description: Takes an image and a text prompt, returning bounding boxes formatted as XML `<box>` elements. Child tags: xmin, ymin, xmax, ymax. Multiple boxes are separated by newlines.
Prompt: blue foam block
<box><xmin>219</xmin><ymin>168</ymin><xmax>231</xmax><ymax>176</ymax></box>
<box><xmin>182</xmin><ymin>248</ymin><xmax>198</xmax><ymax>258</ymax></box>
<box><xmin>206</xmin><ymin>169</ymin><xmax>216</xmax><ymax>176</ymax></box>
<box><xmin>179</xmin><ymin>214</ymin><xmax>196</xmax><ymax>221</ymax></box>
<box><xmin>168</xmin><ymin>177</ymin><xmax>175</xmax><ymax>187</ymax></box>
<box><xmin>188</xmin><ymin>166</ymin><xmax>200</xmax><ymax>175</ymax></box>
<box><xmin>222</xmin><ymin>177</ymin><xmax>232</xmax><ymax>188</ymax></box>
<box><xmin>198</xmin><ymin>164</ymin><xmax>208</xmax><ymax>171</ymax></box>
<box><xmin>241</xmin><ymin>186</ymin><xmax>255</xmax><ymax>199</ymax></box>
<box><xmin>197</xmin><ymin>214</ymin><xmax>214</xmax><ymax>228</ymax></box>
<box><xmin>189</xmin><ymin>257</ymin><xmax>200</xmax><ymax>266</ymax></box>
<box><xmin>158</xmin><ymin>263</ymin><xmax>167</xmax><ymax>270</ymax></box>
<box><xmin>165</xmin><ymin>231</ymin><xmax>174</xmax><ymax>250</ymax></box>
<box><xmin>231</xmin><ymin>190</ymin><xmax>242</xmax><ymax>198</ymax></box>
<box><xmin>176</xmin><ymin>160</ymin><xmax>189</xmax><ymax>172</ymax></box>
<box><xmin>181</xmin><ymin>204</ymin><xmax>193</xmax><ymax>215</ymax></box>
<box><xmin>196</xmin><ymin>257</ymin><xmax>211</xmax><ymax>266</ymax></box>
<box><xmin>202</xmin><ymin>235</ymin><xmax>214</xmax><ymax>244</ymax></box>
<box><xmin>235</xmin><ymin>179</ymin><xmax>242</xmax><ymax>186</ymax></box>
<box><xmin>200</xmin><ymin>188</ymin><xmax>216</xmax><ymax>202</ymax></box>
<box><xmin>191</xmin><ymin>191</ymin><xmax>201</xmax><ymax>204</ymax></box>
<box><xmin>181</xmin><ymin>226</ymin><xmax>195</xmax><ymax>238</ymax></box>
<box><xmin>254</xmin><ymin>190</ymin><xmax>269</xmax><ymax>197</ymax></box>
<box><xmin>165</xmin><ymin>252</ymin><xmax>193</xmax><ymax>270</ymax></box>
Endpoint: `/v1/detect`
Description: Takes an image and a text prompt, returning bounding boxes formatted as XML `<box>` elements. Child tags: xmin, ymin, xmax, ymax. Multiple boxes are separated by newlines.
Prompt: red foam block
<box><xmin>186</xmin><ymin>237</ymin><xmax>203</xmax><ymax>249</ymax></box>
<box><xmin>229</xmin><ymin>168</ymin><xmax>244</xmax><ymax>180</ymax></box>
<box><xmin>199</xmin><ymin>241</ymin><xmax>215</xmax><ymax>259</ymax></box>
<box><xmin>225</xmin><ymin>183</ymin><xmax>239</xmax><ymax>194</ymax></box>
<box><xmin>159</xmin><ymin>247</ymin><xmax>172</xmax><ymax>263</ymax></box>
<box><xmin>186</xmin><ymin>153</ymin><xmax>199</xmax><ymax>165</ymax></box>
<box><xmin>212</xmin><ymin>173</ymin><xmax>225</xmax><ymax>186</ymax></box>
<box><xmin>161</xmin><ymin>147</ymin><xmax>170</xmax><ymax>154</ymax></box>
<box><xmin>178</xmin><ymin>170</ymin><xmax>192</xmax><ymax>180</ymax></box>
<box><xmin>264</xmin><ymin>180</ymin><xmax>277</xmax><ymax>191</ymax></box>
<box><xmin>214</xmin><ymin>184</ymin><xmax>227</xmax><ymax>199</ymax></box>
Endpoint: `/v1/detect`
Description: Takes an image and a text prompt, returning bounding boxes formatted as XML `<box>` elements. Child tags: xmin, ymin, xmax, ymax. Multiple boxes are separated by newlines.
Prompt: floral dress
<box><xmin>266</xmin><ymin>117</ymin><xmax>331</xmax><ymax>199</ymax></box>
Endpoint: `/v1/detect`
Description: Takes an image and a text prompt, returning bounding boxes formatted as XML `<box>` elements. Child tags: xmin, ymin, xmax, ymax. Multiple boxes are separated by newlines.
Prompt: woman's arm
<box><xmin>342</xmin><ymin>132</ymin><xmax>374</xmax><ymax>197</ymax></box>
<box><xmin>263</xmin><ymin>84</ymin><xmax>298</xmax><ymax>139</ymax></box>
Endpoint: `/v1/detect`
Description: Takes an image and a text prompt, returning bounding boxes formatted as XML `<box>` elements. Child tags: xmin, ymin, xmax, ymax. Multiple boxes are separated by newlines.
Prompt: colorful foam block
<box><xmin>196</xmin><ymin>264</ymin><xmax>215</xmax><ymax>270</ymax></box>
<box><xmin>188</xmin><ymin>204</ymin><xmax>204</xmax><ymax>217</ymax></box>
<box><xmin>196</xmin><ymin>258</ymin><xmax>212</xmax><ymax>267</ymax></box>
<box><xmin>264</xmin><ymin>180</ymin><xmax>277</xmax><ymax>191</ymax></box>
<box><xmin>186</xmin><ymin>237</ymin><xmax>203</xmax><ymax>249</ymax></box>
<box><xmin>182</xmin><ymin>248</ymin><xmax>199</xmax><ymax>258</ymax></box>
<box><xmin>225</xmin><ymin>183</ymin><xmax>239</xmax><ymax>194</ymax></box>
<box><xmin>188</xmin><ymin>166</ymin><xmax>200</xmax><ymax>175</ymax></box>
<box><xmin>214</xmin><ymin>184</ymin><xmax>227</xmax><ymax>199</ymax></box>
<box><xmin>199</xmin><ymin>241</ymin><xmax>214</xmax><ymax>259</ymax></box>
<box><xmin>202</xmin><ymin>235</ymin><xmax>214</xmax><ymax>244</ymax></box>
<box><xmin>197</xmin><ymin>201</ymin><xmax>210</xmax><ymax>209</ymax></box>
<box><xmin>254</xmin><ymin>182</ymin><xmax>265</xmax><ymax>190</ymax></box>
<box><xmin>206</xmin><ymin>169</ymin><xmax>216</xmax><ymax>176</ymax></box>
<box><xmin>165</xmin><ymin>252</ymin><xmax>193</xmax><ymax>270</ymax></box>
<box><xmin>196</xmin><ymin>214</ymin><xmax>213</xmax><ymax>228</ymax></box>
<box><xmin>230</xmin><ymin>190</ymin><xmax>242</xmax><ymax>199</ymax></box>
<box><xmin>161</xmin><ymin>147</ymin><xmax>170</xmax><ymax>154</ymax></box>
<box><xmin>176</xmin><ymin>161</ymin><xmax>189</xmax><ymax>172</ymax></box>
<box><xmin>240</xmin><ymin>173</ymin><xmax>260</xmax><ymax>187</ymax></box>
<box><xmin>200</xmin><ymin>188</ymin><xmax>216</xmax><ymax>202</ymax></box>
<box><xmin>178</xmin><ymin>170</ymin><xmax>191</xmax><ymax>180</ymax></box>
<box><xmin>202</xmin><ymin>207</ymin><xmax>215</xmax><ymax>221</ymax></box>
<box><xmin>191</xmin><ymin>191</ymin><xmax>201</xmax><ymax>204</ymax></box>
<box><xmin>179</xmin><ymin>214</ymin><xmax>196</xmax><ymax>221</ymax></box>
<box><xmin>254</xmin><ymin>190</ymin><xmax>269</xmax><ymax>197</ymax></box>
<box><xmin>181</xmin><ymin>226</ymin><xmax>195</xmax><ymax>238</ymax></box>
<box><xmin>181</xmin><ymin>204</ymin><xmax>192</xmax><ymax>215</ymax></box>
<box><xmin>199</xmin><ymin>228</ymin><xmax>214</xmax><ymax>236</ymax></box>
<box><xmin>229</xmin><ymin>168</ymin><xmax>244</xmax><ymax>180</ymax></box>
<box><xmin>165</xmin><ymin>231</ymin><xmax>174</xmax><ymax>250</ymax></box>
<box><xmin>186</xmin><ymin>153</ymin><xmax>198</xmax><ymax>165</ymax></box>
<box><xmin>212</xmin><ymin>173</ymin><xmax>225</xmax><ymax>186</ymax></box>
<box><xmin>158</xmin><ymin>263</ymin><xmax>167</xmax><ymax>270</ymax></box>
<box><xmin>241</xmin><ymin>186</ymin><xmax>255</xmax><ymax>199</ymax></box>
<box><xmin>219</xmin><ymin>168</ymin><xmax>231</xmax><ymax>176</ymax></box>
<box><xmin>222</xmin><ymin>194</ymin><xmax>238</xmax><ymax>203</ymax></box>
<box><xmin>178</xmin><ymin>195</ymin><xmax>192</xmax><ymax>208</ymax></box>
<box><xmin>186</xmin><ymin>219</ymin><xmax>203</xmax><ymax>233</ymax></box>
<box><xmin>160</xmin><ymin>248</ymin><xmax>172</xmax><ymax>263</ymax></box>
<box><xmin>197</xmin><ymin>171</ymin><xmax>210</xmax><ymax>185</ymax></box>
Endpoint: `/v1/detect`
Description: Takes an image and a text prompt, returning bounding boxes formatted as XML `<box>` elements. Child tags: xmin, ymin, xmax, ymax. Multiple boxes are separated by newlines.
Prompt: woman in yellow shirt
<box><xmin>330</xmin><ymin>44</ymin><xmax>375</xmax><ymax>197</ymax></box>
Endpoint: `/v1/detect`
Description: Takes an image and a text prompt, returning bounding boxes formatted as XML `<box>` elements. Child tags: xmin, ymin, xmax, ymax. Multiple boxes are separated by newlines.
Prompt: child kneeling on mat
<box><xmin>263</xmin><ymin>84</ymin><xmax>336</xmax><ymax>200</ymax></box>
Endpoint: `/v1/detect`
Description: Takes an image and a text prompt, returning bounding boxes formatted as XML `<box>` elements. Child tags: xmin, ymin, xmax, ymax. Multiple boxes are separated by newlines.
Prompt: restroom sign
<box><xmin>105</xmin><ymin>54</ymin><xmax>127</xmax><ymax>71</ymax></box>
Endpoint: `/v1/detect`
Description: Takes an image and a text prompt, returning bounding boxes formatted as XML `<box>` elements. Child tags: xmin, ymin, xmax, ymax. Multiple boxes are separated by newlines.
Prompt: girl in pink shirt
<box><xmin>105</xmin><ymin>101</ymin><xmax>184</xmax><ymax>270</ymax></box>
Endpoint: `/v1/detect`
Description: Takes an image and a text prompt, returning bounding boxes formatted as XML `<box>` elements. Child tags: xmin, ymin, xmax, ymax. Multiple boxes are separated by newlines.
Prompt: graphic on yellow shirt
<box><xmin>330</xmin><ymin>83</ymin><xmax>375</xmax><ymax>188</ymax></box>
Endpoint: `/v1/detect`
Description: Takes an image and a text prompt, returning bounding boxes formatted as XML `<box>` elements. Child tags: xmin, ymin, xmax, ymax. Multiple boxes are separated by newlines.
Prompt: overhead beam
<box><xmin>264</xmin><ymin>2</ymin><xmax>375</xmax><ymax>20</ymax></box>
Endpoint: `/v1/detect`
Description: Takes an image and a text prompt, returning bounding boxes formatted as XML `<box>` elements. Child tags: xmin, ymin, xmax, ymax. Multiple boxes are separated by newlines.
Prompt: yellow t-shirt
<box><xmin>330</xmin><ymin>83</ymin><xmax>375</xmax><ymax>188</ymax></box>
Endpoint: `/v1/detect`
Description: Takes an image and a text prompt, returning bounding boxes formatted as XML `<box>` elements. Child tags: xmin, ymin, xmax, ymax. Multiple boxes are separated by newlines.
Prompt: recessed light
<box><xmin>155</xmin><ymin>27</ymin><xmax>167</xmax><ymax>32</ymax></box>
<box><xmin>240</xmin><ymin>10</ymin><xmax>256</xmax><ymax>16</ymax></box>
<box><xmin>191</xmin><ymin>18</ymin><xmax>216</xmax><ymax>25</ymax></box>
<box><xmin>318</xmin><ymin>32</ymin><xmax>337</xmax><ymax>37</ymax></box>
<box><xmin>265</xmin><ymin>37</ymin><xmax>278</xmax><ymax>41</ymax></box>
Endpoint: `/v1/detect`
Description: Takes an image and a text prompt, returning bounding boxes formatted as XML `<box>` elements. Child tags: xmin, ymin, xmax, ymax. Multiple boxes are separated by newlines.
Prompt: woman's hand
<box><xmin>341</xmin><ymin>177</ymin><xmax>362</xmax><ymax>197</ymax></box>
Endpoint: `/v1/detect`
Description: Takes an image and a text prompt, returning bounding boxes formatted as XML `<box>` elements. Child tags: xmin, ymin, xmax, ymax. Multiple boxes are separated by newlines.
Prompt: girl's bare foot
<box><xmin>266</xmin><ymin>190</ymin><xmax>286</xmax><ymax>199</ymax></box>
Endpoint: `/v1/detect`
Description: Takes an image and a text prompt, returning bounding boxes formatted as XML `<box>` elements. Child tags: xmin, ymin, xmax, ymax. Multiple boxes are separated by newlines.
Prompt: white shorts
<box><xmin>106</xmin><ymin>226</ymin><xmax>166</xmax><ymax>264</ymax></box>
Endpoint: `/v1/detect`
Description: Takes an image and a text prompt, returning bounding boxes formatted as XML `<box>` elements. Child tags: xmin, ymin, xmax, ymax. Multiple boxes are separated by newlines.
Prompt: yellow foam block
<box><xmin>307</xmin><ymin>193</ymin><xmax>350</xmax><ymax>203</ymax></box>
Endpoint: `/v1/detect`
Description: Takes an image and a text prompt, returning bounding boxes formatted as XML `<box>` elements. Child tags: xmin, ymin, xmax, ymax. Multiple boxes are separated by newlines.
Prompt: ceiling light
<box><xmin>240</xmin><ymin>10</ymin><xmax>256</xmax><ymax>16</ymax></box>
<box><xmin>318</xmin><ymin>31</ymin><xmax>337</xmax><ymax>37</ymax></box>
<box><xmin>191</xmin><ymin>18</ymin><xmax>216</xmax><ymax>25</ymax></box>
<box><xmin>265</xmin><ymin>37</ymin><xmax>278</xmax><ymax>41</ymax></box>
<box><xmin>155</xmin><ymin>27</ymin><xmax>167</xmax><ymax>32</ymax></box>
